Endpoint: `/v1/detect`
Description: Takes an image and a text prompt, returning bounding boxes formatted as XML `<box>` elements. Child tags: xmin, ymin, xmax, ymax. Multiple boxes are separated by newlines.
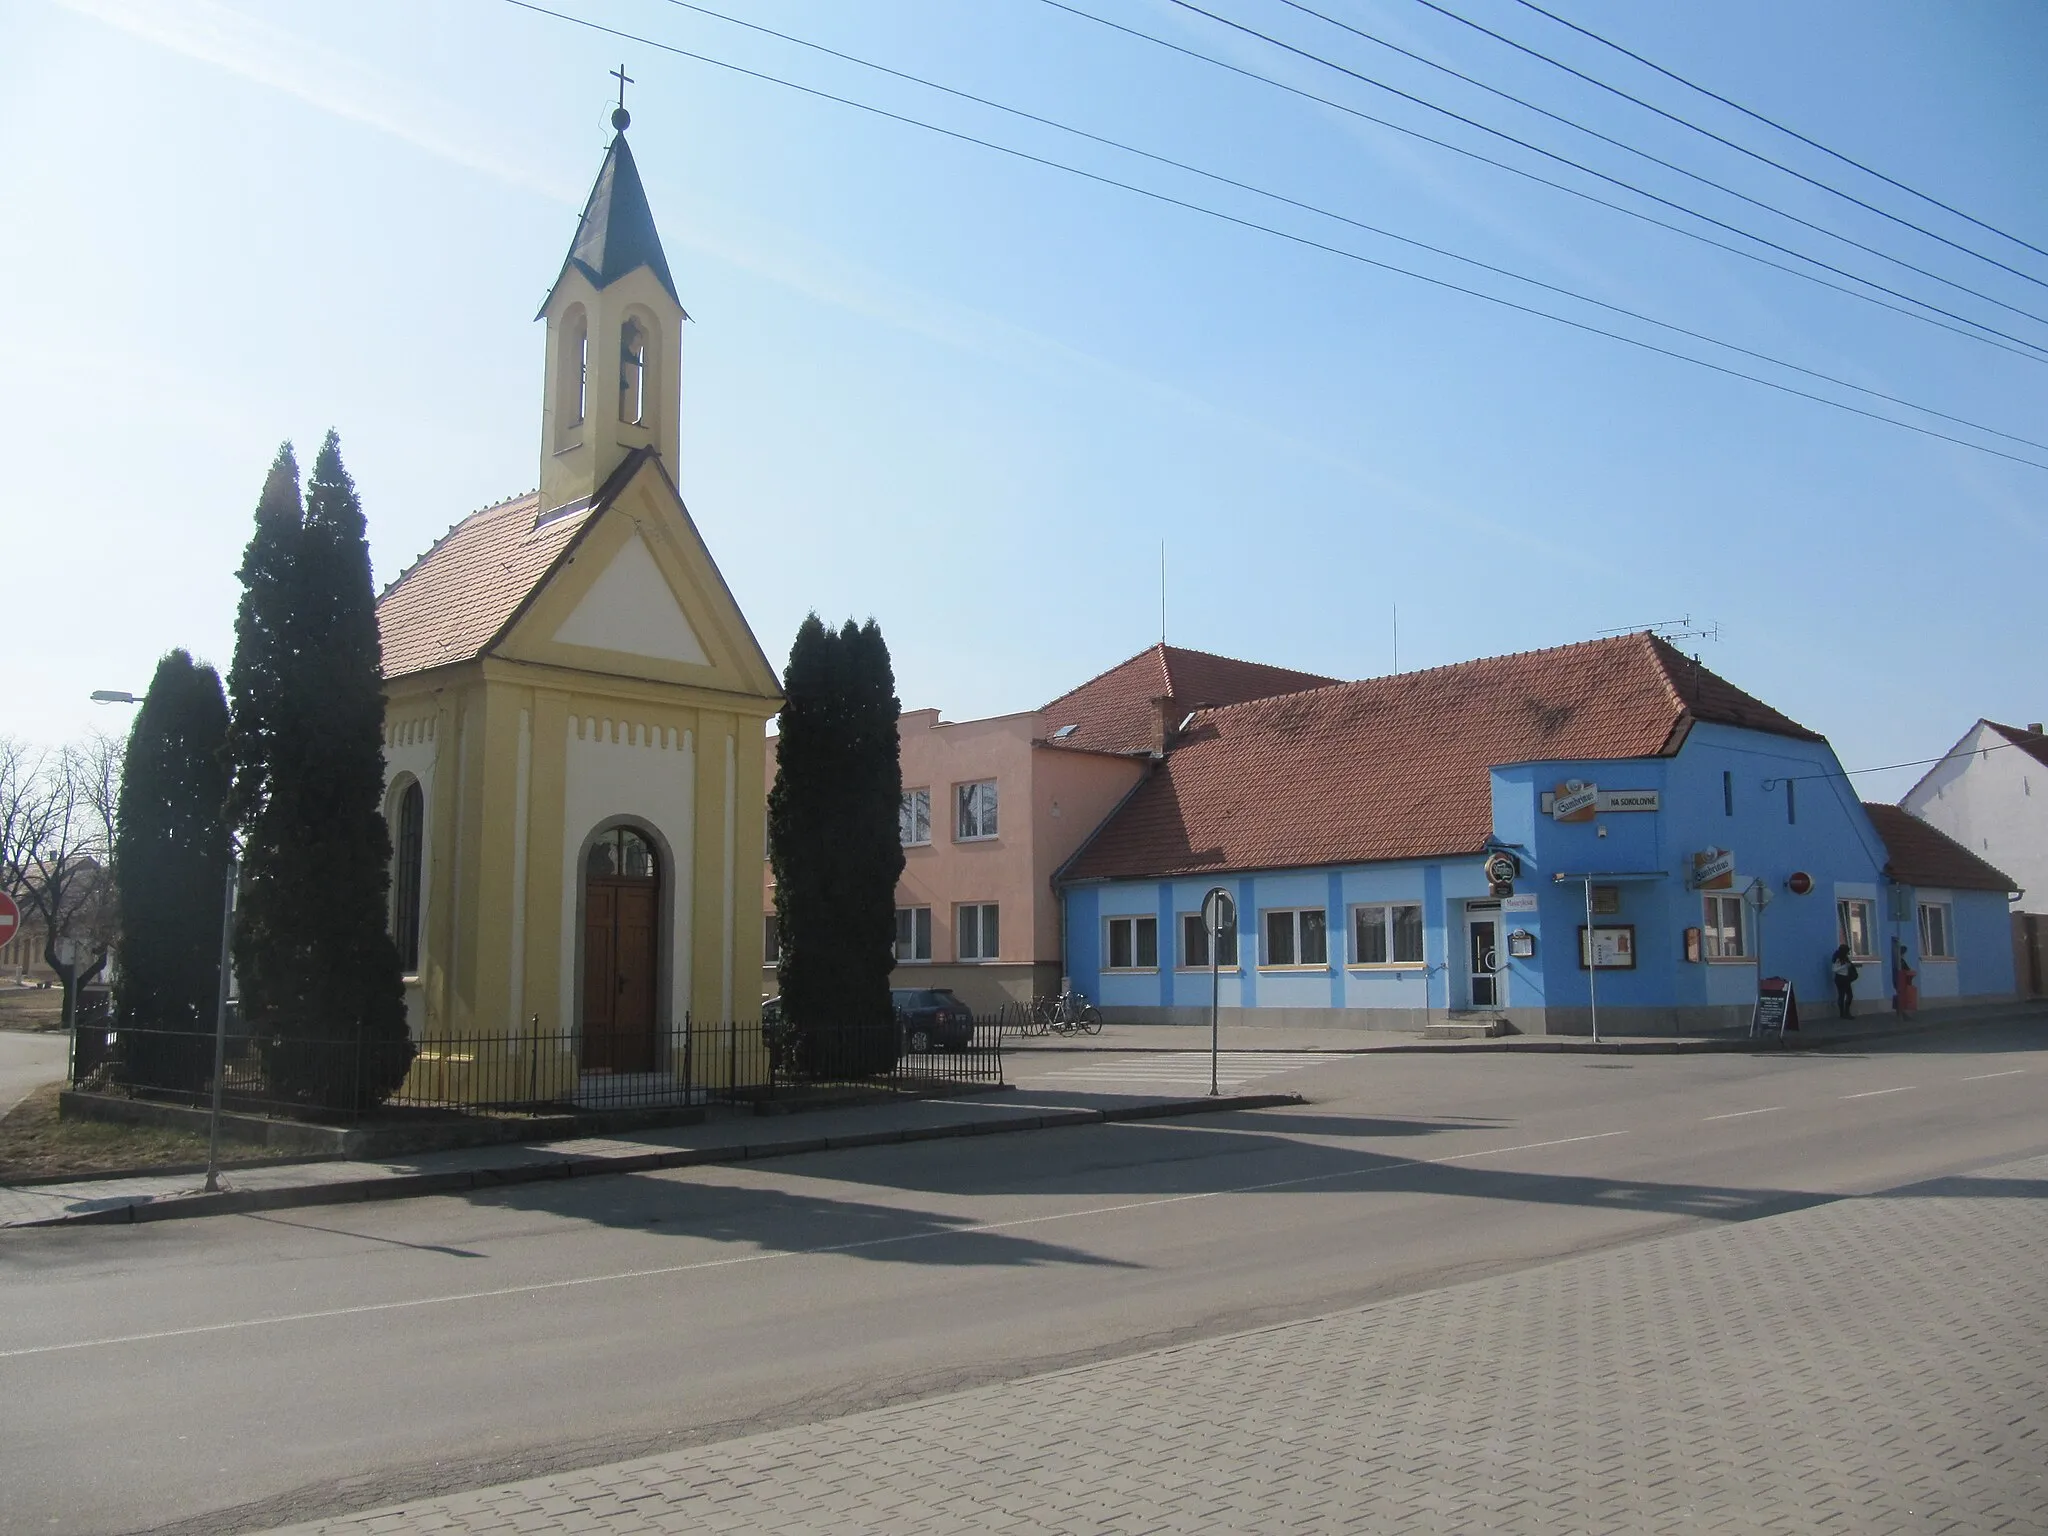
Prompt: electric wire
<box><xmin>1033</xmin><ymin>0</ymin><xmax>2048</xmax><ymax>368</ymax></box>
<box><xmin>1396</xmin><ymin>0</ymin><xmax>2048</xmax><ymax>293</ymax></box>
<box><xmin>1510</xmin><ymin>0</ymin><xmax>2048</xmax><ymax>268</ymax></box>
<box><xmin>1168</xmin><ymin>0</ymin><xmax>2048</xmax><ymax>342</ymax></box>
<box><xmin>639</xmin><ymin>0</ymin><xmax>2048</xmax><ymax>454</ymax></box>
<box><xmin>496</xmin><ymin>0</ymin><xmax>2048</xmax><ymax>473</ymax></box>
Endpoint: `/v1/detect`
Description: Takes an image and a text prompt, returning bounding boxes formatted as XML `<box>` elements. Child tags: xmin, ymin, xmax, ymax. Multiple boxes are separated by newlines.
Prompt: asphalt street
<box><xmin>1</xmin><ymin>1019</ymin><xmax>2041</xmax><ymax>1535</ymax></box>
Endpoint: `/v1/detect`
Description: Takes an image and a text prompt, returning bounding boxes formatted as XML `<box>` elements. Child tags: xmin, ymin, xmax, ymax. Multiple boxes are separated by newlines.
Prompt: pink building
<box><xmin>763</xmin><ymin>645</ymin><xmax>1335</xmax><ymax>1013</ymax></box>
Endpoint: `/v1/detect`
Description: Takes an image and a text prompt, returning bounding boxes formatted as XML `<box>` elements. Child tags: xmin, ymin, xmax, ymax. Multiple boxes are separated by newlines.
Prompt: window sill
<box><xmin>954</xmin><ymin>834</ymin><xmax>999</xmax><ymax>845</ymax></box>
<box><xmin>894</xmin><ymin>957</ymin><xmax>933</xmax><ymax>966</ymax></box>
<box><xmin>902</xmin><ymin>840</ymin><xmax>932</xmax><ymax>850</ymax></box>
<box><xmin>1920</xmin><ymin>955</ymin><xmax>1958</xmax><ymax>964</ymax></box>
<box><xmin>1346</xmin><ymin>963</ymin><xmax>1427</xmax><ymax>973</ymax></box>
<box><xmin>1174</xmin><ymin>966</ymin><xmax>1243</xmax><ymax>974</ymax></box>
<box><xmin>1704</xmin><ymin>957</ymin><xmax>1752</xmax><ymax>965</ymax></box>
<box><xmin>1258</xmin><ymin>965</ymin><xmax>1332</xmax><ymax>974</ymax></box>
<box><xmin>1104</xmin><ymin>968</ymin><xmax>1159</xmax><ymax>976</ymax></box>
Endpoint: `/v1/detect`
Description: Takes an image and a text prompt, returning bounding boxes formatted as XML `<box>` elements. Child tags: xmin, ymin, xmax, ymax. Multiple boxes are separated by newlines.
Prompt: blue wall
<box><xmin>1062</xmin><ymin>721</ymin><xmax>2015</xmax><ymax>1024</ymax></box>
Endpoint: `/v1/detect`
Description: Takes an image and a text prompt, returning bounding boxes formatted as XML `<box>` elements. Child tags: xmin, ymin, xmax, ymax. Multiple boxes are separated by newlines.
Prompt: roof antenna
<box><xmin>610</xmin><ymin>63</ymin><xmax>634</xmax><ymax>130</ymax></box>
<box><xmin>1160</xmin><ymin>540</ymin><xmax>1167</xmax><ymax>647</ymax></box>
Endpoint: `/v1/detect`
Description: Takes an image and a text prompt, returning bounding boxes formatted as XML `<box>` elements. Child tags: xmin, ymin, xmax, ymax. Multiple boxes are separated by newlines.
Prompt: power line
<box><xmin>495</xmin><ymin>0</ymin><xmax>2048</xmax><ymax>473</ymax></box>
<box><xmin>1168</xmin><ymin>0</ymin><xmax>2048</xmax><ymax>343</ymax></box>
<box><xmin>643</xmin><ymin>0</ymin><xmax>2048</xmax><ymax>454</ymax></box>
<box><xmin>1395</xmin><ymin>0</ymin><xmax>2048</xmax><ymax>295</ymax></box>
<box><xmin>1769</xmin><ymin>740</ymin><xmax>2021</xmax><ymax>785</ymax></box>
<box><xmin>1510</xmin><ymin>0</ymin><xmax>2048</xmax><ymax>269</ymax></box>
<box><xmin>1034</xmin><ymin>0</ymin><xmax>2048</xmax><ymax>367</ymax></box>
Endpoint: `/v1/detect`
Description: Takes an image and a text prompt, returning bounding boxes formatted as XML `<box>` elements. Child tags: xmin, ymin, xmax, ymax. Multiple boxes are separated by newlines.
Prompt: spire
<box><xmin>538</xmin><ymin>130</ymin><xmax>680</xmax><ymax>317</ymax></box>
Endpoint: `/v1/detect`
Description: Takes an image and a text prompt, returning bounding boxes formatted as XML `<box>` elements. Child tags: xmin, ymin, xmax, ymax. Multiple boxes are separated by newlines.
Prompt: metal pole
<box><xmin>204</xmin><ymin>857</ymin><xmax>237</xmax><ymax>1193</ymax></box>
<box><xmin>1584</xmin><ymin>876</ymin><xmax>1600</xmax><ymax>1045</ymax></box>
<box><xmin>1210</xmin><ymin>943</ymin><xmax>1221</xmax><ymax>1098</ymax></box>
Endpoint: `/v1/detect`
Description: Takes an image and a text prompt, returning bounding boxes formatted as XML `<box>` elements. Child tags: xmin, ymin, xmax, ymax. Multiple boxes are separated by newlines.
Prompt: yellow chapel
<box><xmin>372</xmin><ymin>104</ymin><xmax>780</xmax><ymax>1094</ymax></box>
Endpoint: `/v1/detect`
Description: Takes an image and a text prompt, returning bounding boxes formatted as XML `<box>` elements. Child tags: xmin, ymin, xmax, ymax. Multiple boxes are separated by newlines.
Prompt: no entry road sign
<box><xmin>0</xmin><ymin>890</ymin><xmax>19</xmax><ymax>947</ymax></box>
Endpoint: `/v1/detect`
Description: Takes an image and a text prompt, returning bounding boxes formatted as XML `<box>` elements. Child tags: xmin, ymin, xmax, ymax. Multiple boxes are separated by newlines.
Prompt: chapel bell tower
<box><xmin>538</xmin><ymin>88</ymin><xmax>686</xmax><ymax>516</ymax></box>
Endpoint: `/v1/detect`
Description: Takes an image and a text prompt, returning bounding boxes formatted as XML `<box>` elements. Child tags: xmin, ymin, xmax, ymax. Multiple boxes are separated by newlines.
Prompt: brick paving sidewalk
<box><xmin>270</xmin><ymin>1153</ymin><xmax>2048</xmax><ymax>1534</ymax></box>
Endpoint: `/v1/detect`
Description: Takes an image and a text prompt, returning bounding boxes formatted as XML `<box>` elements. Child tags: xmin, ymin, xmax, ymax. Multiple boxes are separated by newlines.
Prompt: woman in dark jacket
<box><xmin>1829</xmin><ymin>944</ymin><xmax>1859</xmax><ymax>1018</ymax></box>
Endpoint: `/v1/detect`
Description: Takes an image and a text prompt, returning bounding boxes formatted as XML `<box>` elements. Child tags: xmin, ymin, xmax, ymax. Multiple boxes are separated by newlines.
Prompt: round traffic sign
<box><xmin>0</xmin><ymin>890</ymin><xmax>19</xmax><ymax>948</ymax></box>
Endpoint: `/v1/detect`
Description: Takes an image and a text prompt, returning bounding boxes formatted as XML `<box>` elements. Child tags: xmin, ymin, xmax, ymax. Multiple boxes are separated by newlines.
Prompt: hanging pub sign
<box><xmin>1483</xmin><ymin>850</ymin><xmax>1519</xmax><ymax>886</ymax></box>
<box><xmin>1692</xmin><ymin>847</ymin><xmax>1736</xmax><ymax>890</ymax></box>
<box><xmin>1551</xmin><ymin>780</ymin><xmax>1599</xmax><ymax>823</ymax></box>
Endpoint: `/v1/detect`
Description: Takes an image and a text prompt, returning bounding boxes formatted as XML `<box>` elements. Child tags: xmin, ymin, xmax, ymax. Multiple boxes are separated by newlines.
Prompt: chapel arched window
<box><xmin>391</xmin><ymin>780</ymin><xmax>424</xmax><ymax>973</ymax></box>
<box><xmin>587</xmin><ymin>825</ymin><xmax>658</xmax><ymax>881</ymax></box>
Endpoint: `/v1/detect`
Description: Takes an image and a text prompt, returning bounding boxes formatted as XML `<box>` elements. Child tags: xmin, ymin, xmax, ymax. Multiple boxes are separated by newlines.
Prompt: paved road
<box><xmin>1</xmin><ymin>1020</ymin><xmax>2042</xmax><ymax>1535</ymax></box>
<box><xmin>0</xmin><ymin>1028</ymin><xmax>67</xmax><ymax>1118</ymax></box>
<box><xmin>271</xmin><ymin>1148</ymin><xmax>2048</xmax><ymax>1535</ymax></box>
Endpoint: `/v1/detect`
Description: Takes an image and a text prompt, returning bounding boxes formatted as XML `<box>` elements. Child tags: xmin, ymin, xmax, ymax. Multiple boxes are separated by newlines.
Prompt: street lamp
<box><xmin>90</xmin><ymin>690</ymin><xmax>139</xmax><ymax>705</ymax></box>
<box><xmin>1201</xmin><ymin>887</ymin><xmax>1235</xmax><ymax>1097</ymax></box>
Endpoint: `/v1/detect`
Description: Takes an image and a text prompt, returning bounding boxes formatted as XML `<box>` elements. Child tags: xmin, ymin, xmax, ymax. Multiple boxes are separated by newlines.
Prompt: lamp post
<box><xmin>1583</xmin><ymin>875</ymin><xmax>1600</xmax><ymax>1045</ymax></box>
<box><xmin>204</xmin><ymin>853</ymin><xmax>239</xmax><ymax>1192</ymax></box>
<box><xmin>1201</xmin><ymin>888</ymin><xmax>1234</xmax><ymax>1097</ymax></box>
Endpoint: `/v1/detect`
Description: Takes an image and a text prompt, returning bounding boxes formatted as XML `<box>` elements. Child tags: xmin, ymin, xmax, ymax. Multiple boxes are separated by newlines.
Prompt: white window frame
<box><xmin>956</xmin><ymin>902</ymin><xmax>1000</xmax><ymax>962</ymax></box>
<box><xmin>1348</xmin><ymin>902</ymin><xmax>1425</xmax><ymax>969</ymax></box>
<box><xmin>895</xmin><ymin>905</ymin><xmax>932</xmax><ymax>964</ymax></box>
<box><xmin>1836</xmin><ymin>898</ymin><xmax>1877</xmax><ymax>962</ymax></box>
<box><xmin>764</xmin><ymin>913</ymin><xmax>780</xmax><ymax>964</ymax></box>
<box><xmin>1105</xmin><ymin>914</ymin><xmax>1159</xmax><ymax>972</ymax></box>
<box><xmin>1917</xmin><ymin>899</ymin><xmax>1955</xmax><ymax>960</ymax></box>
<box><xmin>1178</xmin><ymin>909</ymin><xmax>1239</xmax><ymax>971</ymax></box>
<box><xmin>1260</xmin><ymin>907</ymin><xmax>1330</xmax><ymax>970</ymax></box>
<box><xmin>955</xmin><ymin>780</ymin><xmax>998</xmax><ymax>842</ymax></box>
<box><xmin>899</xmin><ymin>787</ymin><xmax>931</xmax><ymax>848</ymax></box>
<box><xmin>1702</xmin><ymin>893</ymin><xmax>1747</xmax><ymax>960</ymax></box>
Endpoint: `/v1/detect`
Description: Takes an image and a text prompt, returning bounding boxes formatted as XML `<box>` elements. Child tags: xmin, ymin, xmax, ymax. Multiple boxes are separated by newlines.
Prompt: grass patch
<box><xmin>0</xmin><ymin>1083</ymin><xmax>272</xmax><ymax>1182</ymax></box>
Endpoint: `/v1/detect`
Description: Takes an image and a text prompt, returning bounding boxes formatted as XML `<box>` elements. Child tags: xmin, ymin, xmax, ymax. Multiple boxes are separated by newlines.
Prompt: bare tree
<box><xmin>0</xmin><ymin>733</ymin><xmax>123</xmax><ymax>1031</ymax></box>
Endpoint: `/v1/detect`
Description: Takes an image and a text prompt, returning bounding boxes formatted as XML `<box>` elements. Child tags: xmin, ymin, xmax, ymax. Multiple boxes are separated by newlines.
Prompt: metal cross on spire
<box><xmin>610</xmin><ymin>63</ymin><xmax>634</xmax><ymax>131</ymax></box>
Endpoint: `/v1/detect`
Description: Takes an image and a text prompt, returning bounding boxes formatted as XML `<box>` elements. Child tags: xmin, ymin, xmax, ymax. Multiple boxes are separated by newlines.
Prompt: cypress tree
<box><xmin>768</xmin><ymin>615</ymin><xmax>905</xmax><ymax>1078</ymax></box>
<box><xmin>112</xmin><ymin>650</ymin><xmax>231</xmax><ymax>1094</ymax></box>
<box><xmin>229</xmin><ymin>434</ymin><xmax>412</xmax><ymax>1109</ymax></box>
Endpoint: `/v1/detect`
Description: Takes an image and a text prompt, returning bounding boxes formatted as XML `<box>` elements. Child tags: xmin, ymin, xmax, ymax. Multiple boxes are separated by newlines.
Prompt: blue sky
<box><xmin>4</xmin><ymin>0</ymin><xmax>2044</xmax><ymax>802</ymax></box>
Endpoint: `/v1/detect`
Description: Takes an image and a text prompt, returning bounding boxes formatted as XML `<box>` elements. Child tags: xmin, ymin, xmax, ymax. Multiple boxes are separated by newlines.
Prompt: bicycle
<box><xmin>1046</xmin><ymin>988</ymin><xmax>1103</xmax><ymax>1036</ymax></box>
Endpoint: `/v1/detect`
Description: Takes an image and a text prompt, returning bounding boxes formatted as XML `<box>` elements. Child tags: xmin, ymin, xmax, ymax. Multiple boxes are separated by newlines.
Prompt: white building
<box><xmin>1902</xmin><ymin>720</ymin><xmax>2047</xmax><ymax>915</ymax></box>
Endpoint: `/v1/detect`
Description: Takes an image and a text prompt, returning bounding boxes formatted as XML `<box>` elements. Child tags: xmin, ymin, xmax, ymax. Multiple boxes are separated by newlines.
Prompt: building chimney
<box><xmin>2029</xmin><ymin>722</ymin><xmax>2044</xmax><ymax>735</ymax></box>
<box><xmin>1151</xmin><ymin>695</ymin><xmax>1178</xmax><ymax>756</ymax></box>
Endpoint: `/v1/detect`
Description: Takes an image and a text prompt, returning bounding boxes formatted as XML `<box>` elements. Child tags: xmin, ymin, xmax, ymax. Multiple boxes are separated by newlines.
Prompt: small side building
<box><xmin>1059</xmin><ymin>634</ymin><xmax>2017</xmax><ymax>1035</ymax></box>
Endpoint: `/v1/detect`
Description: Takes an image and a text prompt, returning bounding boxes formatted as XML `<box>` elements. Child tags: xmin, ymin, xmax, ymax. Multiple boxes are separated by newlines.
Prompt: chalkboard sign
<box><xmin>1751</xmin><ymin>977</ymin><xmax>1799</xmax><ymax>1037</ymax></box>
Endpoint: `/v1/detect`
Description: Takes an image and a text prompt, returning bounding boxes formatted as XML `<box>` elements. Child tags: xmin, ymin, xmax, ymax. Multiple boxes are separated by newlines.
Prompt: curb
<box><xmin>14</xmin><ymin>1092</ymin><xmax>1305</xmax><ymax>1230</ymax></box>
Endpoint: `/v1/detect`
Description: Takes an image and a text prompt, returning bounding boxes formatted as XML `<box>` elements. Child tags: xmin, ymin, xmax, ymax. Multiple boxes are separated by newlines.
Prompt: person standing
<box><xmin>1892</xmin><ymin>938</ymin><xmax>1918</xmax><ymax>1019</ymax></box>
<box><xmin>1829</xmin><ymin>944</ymin><xmax>1859</xmax><ymax>1019</ymax></box>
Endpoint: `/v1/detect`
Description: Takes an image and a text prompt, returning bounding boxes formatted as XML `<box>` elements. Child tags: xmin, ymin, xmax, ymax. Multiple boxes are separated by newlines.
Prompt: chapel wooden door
<box><xmin>582</xmin><ymin>828</ymin><xmax>660</xmax><ymax>1073</ymax></box>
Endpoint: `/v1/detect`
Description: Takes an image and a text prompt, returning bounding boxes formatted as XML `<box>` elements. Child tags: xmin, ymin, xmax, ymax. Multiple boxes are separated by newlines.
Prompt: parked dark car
<box><xmin>890</xmin><ymin>988</ymin><xmax>974</xmax><ymax>1052</ymax></box>
<box><xmin>760</xmin><ymin>989</ymin><xmax>974</xmax><ymax>1061</ymax></box>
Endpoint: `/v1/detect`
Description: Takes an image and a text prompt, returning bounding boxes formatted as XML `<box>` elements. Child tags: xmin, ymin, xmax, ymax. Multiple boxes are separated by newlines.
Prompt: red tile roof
<box><xmin>1064</xmin><ymin>633</ymin><xmax>1823</xmax><ymax>882</ymax></box>
<box><xmin>1039</xmin><ymin>644</ymin><xmax>1337</xmax><ymax>757</ymax></box>
<box><xmin>1987</xmin><ymin>720</ymin><xmax>2048</xmax><ymax>772</ymax></box>
<box><xmin>1863</xmin><ymin>804</ymin><xmax>2016</xmax><ymax>893</ymax></box>
<box><xmin>376</xmin><ymin>450</ymin><xmax>655</xmax><ymax>681</ymax></box>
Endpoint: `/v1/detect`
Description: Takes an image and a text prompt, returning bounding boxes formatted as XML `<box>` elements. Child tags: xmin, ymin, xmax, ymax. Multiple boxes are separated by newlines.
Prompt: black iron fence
<box><xmin>70</xmin><ymin>1009</ymin><xmax>1006</xmax><ymax>1120</ymax></box>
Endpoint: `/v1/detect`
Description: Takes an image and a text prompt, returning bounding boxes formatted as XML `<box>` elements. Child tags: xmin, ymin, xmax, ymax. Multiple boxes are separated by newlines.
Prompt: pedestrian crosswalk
<box><xmin>1023</xmin><ymin>1050</ymin><xmax>1331</xmax><ymax>1091</ymax></box>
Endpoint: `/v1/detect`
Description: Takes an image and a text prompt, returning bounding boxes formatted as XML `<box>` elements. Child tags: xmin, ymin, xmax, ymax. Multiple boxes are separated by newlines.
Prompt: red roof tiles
<box><xmin>1064</xmin><ymin>633</ymin><xmax>1823</xmax><ymax>881</ymax></box>
<box><xmin>375</xmin><ymin>450</ymin><xmax>660</xmax><ymax>681</ymax></box>
<box><xmin>1039</xmin><ymin>644</ymin><xmax>1337</xmax><ymax>757</ymax></box>
<box><xmin>1863</xmin><ymin>804</ymin><xmax>2016</xmax><ymax>893</ymax></box>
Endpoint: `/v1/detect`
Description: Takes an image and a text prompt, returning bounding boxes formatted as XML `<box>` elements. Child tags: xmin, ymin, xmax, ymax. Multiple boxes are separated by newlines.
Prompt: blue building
<box><xmin>1057</xmin><ymin>635</ymin><xmax>2018</xmax><ymax>1035</ymax></box>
